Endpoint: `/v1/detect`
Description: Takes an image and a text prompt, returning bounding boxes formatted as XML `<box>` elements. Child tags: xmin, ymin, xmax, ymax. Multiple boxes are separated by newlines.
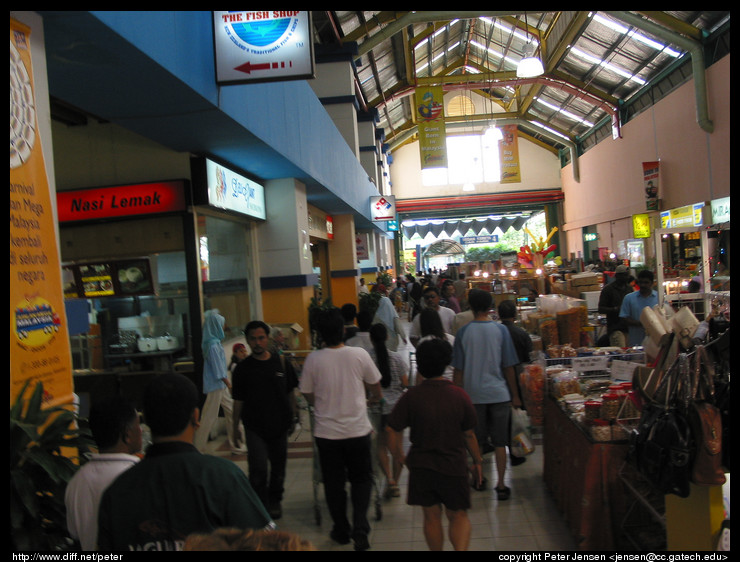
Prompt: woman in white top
<box><xmin>372</xmin><ymin>284</ymin><xmax>408</xmax><ymax>352</ymax></box>
<box><xmin>368</xmin><ymin>322</ymin><xmax>409</xmax><ymax>498</ymax></box>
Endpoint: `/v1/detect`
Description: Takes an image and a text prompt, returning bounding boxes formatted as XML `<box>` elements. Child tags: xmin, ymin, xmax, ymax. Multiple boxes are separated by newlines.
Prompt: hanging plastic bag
<box><xmin>510</xmin><ymin>407</ymin><xmax>535</xmax><ymax>458</ymax></box>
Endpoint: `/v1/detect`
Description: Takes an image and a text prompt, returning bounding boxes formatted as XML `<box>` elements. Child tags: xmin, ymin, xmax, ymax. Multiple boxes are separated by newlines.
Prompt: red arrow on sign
<box><xmin>234</xmin><ymin>60</ymin><xmax>294</xmax><ymax>75</ymax></box>
<box><xmin>235</xmin><ymin>61</ymin><xmax>271</xmax><ymax>74</ymax></box>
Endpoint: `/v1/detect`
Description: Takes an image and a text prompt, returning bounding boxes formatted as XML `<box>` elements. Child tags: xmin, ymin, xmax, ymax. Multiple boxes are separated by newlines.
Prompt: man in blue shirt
<box><xmin>451</xmin><ymin>289</ymin><xmax>521</xmax><ymax>500</ymax></box>
<box><xmin>619</xmin><ymin>269</ymin><xmax>659</xmax><ymax>346</ymax></box>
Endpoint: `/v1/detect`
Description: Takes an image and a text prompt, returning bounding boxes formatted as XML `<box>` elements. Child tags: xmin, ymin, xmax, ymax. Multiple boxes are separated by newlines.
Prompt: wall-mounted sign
<box><xmin>63</xmin><ymin>258</ymin><xmax>155</xmax><ymax>299</ymax></box>
<box><xmin>370</xmin><ymin>195</ymin><xmax>396</xmax><ymax>221</ymax></box>
<box><xmin>711</xmin><ymin>196</ymin><xmax>730</xmax><ymax>224</ymax></box>
<box><xmin>213</xmin><ymin>11</ymin><xmax>315</xmax><ymax>85</ymax></box>
<box><xmin>192</xmin><ymin>157</ymin><xmax>266</xmax><ymax>220</ymax></box>
<box><xmin>584</xmin><ymin>232</ymin><xmax>600</xmax><ymax>242</ymax></box>
<box><xmin>326</xmin><ymin>216</ymin><xmax>334</xmax><ymax>240</ymax></box>
<box><xmin>387</xmin><ymin>220</ymin><xmax>399</xmax><ymax>232</ymax></box>
<box><xmin>356</xmin><ymin>233</ymin><xmax>369</xmax><ymax>260</ymax></box>
<box><xmin>632</xmin><ymin>213</ymin><xmax>651</xmax><ymax>239</ymax></box>
<box><xmin>499</xmin><ymin>125</ymin><xmax>521</xmax><ymax>183</ymax></box>
<box><xmin>57</xmin><ymin>181</ymin><xmax>188</xmax><ymax>223</ymax></box>
<box><xmin>660</xmin><ymin>202</ymin><xmax>705</xmax><ymax>229</ymax></box>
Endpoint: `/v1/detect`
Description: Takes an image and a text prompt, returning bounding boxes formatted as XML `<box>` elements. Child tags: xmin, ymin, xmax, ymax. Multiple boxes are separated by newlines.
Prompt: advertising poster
<box><xmin>415</xmin><ymin>86</ymin><xmax>448</xmax><ymax>169</ymax></box>
<box><xmin>10</xmin><ymin>19</ymin><xmax>74</xmax><ymax>406</ymax></box>
<box><xmin>499</xmin><ymin>124</ymin><xmax>522</xmax><ymax>183</ymax></box>
<box><xmin>643</xmin><ymin>160</ymin><xmax>660</xmax><ymax>211</ymax></box>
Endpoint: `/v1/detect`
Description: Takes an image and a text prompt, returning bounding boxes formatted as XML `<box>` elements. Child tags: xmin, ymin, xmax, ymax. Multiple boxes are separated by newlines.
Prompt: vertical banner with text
<box><xmin>643</xmin><ymin>160</ymin><xmax>660</xmax><ymax>211</ymax></box>
<box><xmin>499</xmin><ymin>124</ymin><xmax>521</xmax><ymax>183</ymax></box>
<box><xmin>10</xmin><ymin>19</ymin><xmax>74</xmax><ymax>407</ymax></box>
<box><xmin>415</xmin><ymin>86</ymin><xmax>448</xmax><ymax>169</ymax></box>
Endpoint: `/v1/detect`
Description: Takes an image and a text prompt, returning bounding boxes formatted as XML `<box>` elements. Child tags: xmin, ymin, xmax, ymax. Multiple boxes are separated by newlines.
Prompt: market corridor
<box><xmin>206</xmin><ymin>317</ymin><xmax>576</xmax><ymax>551</ymax></box>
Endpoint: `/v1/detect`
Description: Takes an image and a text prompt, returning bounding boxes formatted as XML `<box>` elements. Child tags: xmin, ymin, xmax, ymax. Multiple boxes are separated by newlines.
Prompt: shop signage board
<box><xmin>660</xmin><ymin>202</ymin><xmax>706</xmax><ymax>228</ymax></box>
<box><xmin>213</xmin><ymin>11</ymin><xmax>315</xmax><ymax>85</ymax></box>
<box><xmin>370</xmin><ymin>195</ymin><xmax>396</xmax><ymax>221</ymax></box>
<box><xmin>415</xmin><ymin>86</ymin><xmax>448</xmax><ymax>169</ymax></box>
<box><xmin>711</xmin><ymin>196</ymin><xmax>730</xmax><ymax>224</ymax></box>
<box><xmin>499</xmin><ymin>124</ymin><xmax>522</xmax><ymax>183</ymax></box>
<box><xmin>10</xmin><ymin>18</ymin><xmax>73</xmax><ymax>407</ymax></box>
<box><xmin>632</xmin><ymin>213</ymin><xmax>651</xmax><ymax>239</ymax></box>
<box><xmin>203</xmin><ymin>158</ymin><xmax>266</xmax><ymax>220</ymax></box>
<box><xmin>461</xmin><ymin>235</ymin><xmax>499</xmax><ymax>245</ymax></box>
<box><xmin>57</xmin><ymin>181</ymin><xmax>188</xmax><ymax>223</ymax></box>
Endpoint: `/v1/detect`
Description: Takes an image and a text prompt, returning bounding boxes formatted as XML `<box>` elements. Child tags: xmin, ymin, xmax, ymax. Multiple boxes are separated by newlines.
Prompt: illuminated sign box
<box><xmin>56</xmin><ymin>181</ymin><xmax>188</xmax><ymax>223</ymax></box>
<box><xmin>370</xmin><ymin>195</ymin><xmax>396</xmax><ymax>221</ymax></box>
<box><xmin>192</xmin><ymin>157</ymin><xmax>266</xmax><ymax>220</ymax></box>
<box><xmin>213</xmin><ymin>11</ymin><xmax>315</xmax><ymax>85</ymax></box>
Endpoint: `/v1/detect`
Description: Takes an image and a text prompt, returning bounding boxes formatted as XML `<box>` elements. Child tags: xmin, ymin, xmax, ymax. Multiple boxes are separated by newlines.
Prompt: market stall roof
<box><xmin>403</xmin><ymin>215</ymin><xmax>529</xmax><ymax>239</ymax></box>
<box><xmin>422</xmin><ymin>239</ymin><xmax>466</xmax><ymax>258</ymax></box>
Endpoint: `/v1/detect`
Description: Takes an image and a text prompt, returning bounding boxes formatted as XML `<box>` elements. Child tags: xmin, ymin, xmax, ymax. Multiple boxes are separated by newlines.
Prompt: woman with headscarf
<box><xmin>372</xmin><ymin>284</ymin><xmax>407</xmax><ymax>352</ymax></box>
<box><xmin>194</xmin><ymin>310</ymin><xmax>244</xmax><ymax>455</ymax></box>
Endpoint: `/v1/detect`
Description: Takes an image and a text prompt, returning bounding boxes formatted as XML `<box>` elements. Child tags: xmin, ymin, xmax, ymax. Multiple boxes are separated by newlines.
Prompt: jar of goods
<box><xmin>584</xmin><ymin>400</ymin><xmax>602</xmax><ymax>425</ymax></box>
<box><xmin>556</xmin><ymin>308</ymin><xmax>582</xmax><ymax>347</ymax></box>
<box><xmin>608</xmin><ymin>384</ymin><xmax>626</xmax><ymax>397</ymax></box>
<box><xmin>591</xmin><ymin>419</ymin><xmax>612</xmax><ymax>442</ymax></box>
<box><xmin>541</xmin><ymin>320</ymin><xmax>559</xmax><ymax>348</ymax></box>
<box><xmin>600</xmin><ymin>392</ymin><xmax>623</xmax><ymax>421</ymax></box>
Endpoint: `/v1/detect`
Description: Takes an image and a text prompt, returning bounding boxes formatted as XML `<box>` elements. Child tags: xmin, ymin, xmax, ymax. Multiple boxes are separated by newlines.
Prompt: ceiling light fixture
<box><xmin>517</xmin><ymin>13</ymin><xmax>544</xmax><ymax>78</ymax></box>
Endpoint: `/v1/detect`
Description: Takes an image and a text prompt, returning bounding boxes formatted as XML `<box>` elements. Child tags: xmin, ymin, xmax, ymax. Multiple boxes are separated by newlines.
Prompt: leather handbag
<box><xmin>629</xmin><ymin>353</ymin><xmax>693</xmax><ymax>498</ymax></box>
<box><xmin>688</xmin><ymin>346</ymin><xmax>726</xmax><ymax>486</ymax></box>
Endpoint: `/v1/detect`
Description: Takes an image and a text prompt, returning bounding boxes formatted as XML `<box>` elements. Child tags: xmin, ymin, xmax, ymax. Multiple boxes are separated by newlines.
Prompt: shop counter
<box><xmin>543</xmin><ymin>395</ymin><xmax>629</xmax><ymax>550</ymax></box>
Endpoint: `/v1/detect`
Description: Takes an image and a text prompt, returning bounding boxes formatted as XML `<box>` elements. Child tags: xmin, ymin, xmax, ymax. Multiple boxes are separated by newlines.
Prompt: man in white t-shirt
<box><xmin>409</xmin><ymin>286</ymin><xmax>456</xmax><ymax>347</ymax></box>
<box><xmin>300</xmin><ymin>308</ymin><xmax>382</xmax><ymax>551</ymax></box>
<box><xmin>65</xmin><ymin>396</ymin><xmax>142</xmax><ymax>550</ymax></box>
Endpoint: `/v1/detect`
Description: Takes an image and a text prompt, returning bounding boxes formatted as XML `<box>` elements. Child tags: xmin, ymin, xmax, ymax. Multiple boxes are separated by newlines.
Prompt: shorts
<box><xmin>474</xmin><ymin>402</ymin><xmax>511</xmax><ymax>448</ymax></box>
<box><xmin>407</xmin><ymin>467</ymin><xmax>471</xmax><ymax>511</ymax></box>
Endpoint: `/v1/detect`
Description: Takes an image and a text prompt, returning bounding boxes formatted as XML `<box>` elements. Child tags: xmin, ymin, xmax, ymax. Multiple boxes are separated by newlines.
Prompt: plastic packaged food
<box><xmin>551</xmin><ymin>370</ymin><xmax>581</xmax><ymax>398</ymax></box>
<box><xmin>520</xmin><ymin>363</ymin><xmax>545</xmax><ymax>426</ymax></box>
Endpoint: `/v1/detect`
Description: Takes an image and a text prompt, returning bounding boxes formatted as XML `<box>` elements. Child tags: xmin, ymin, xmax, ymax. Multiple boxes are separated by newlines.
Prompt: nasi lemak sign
<box><xmin>213</xmin><ymin>11</ymin><xmax>315</xmax><ymax>84</ymax></box>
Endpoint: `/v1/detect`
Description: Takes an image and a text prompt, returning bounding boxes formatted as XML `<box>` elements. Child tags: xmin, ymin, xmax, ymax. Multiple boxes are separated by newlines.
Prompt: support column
<box><xmin>328</xmin><ymin>214</ymin><xmax>360</xmax><ymax>309</ymax></box>
<box><xmin>256</xmin><ymin>178</ymin><xmax>315</xmax><ymax>349</ymax></box>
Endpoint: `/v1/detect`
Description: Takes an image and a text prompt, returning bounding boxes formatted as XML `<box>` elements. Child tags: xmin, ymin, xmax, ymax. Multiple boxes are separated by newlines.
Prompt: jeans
<box><xmin>315</xmin><ymin>433</ymin><xmax>373</xmax><ymax>538</ymax></box>
<box><xmin>245</xmin><ymin>428</ymin><xmax>288</xmax><ymax>508</ymax></box>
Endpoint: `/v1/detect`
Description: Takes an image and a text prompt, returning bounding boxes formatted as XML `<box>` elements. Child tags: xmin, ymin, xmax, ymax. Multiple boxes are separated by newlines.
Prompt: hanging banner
<box><xmin>499</xmin><ymin>124</ymin><xmax>521</xmax><ymax>183</ymax></box>
<box><xmin>415</xmin><ymin>86</ymin><xmax>448</xmax><ymax>169</ymax></box>
<box><xmin>10</xmin><ymin>19</ymin><xmax>74</xmax><ymax>407</ymax></box>
<box><xmin>213</xmin><ymin>11</ymin><xmax>315</xmax><ymax>85</ymax></box>
<box><xmin>643</xmin><ymin>160</ymin><xmax>660</xmax><ymax>211</ymax></box>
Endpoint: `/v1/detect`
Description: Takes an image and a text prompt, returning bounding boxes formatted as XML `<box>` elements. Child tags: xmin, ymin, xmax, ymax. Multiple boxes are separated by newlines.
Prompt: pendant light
<box><xmin>516</xmin><ymin>13</ymin><xmax>544</xmax><ymax>78</ymax></box>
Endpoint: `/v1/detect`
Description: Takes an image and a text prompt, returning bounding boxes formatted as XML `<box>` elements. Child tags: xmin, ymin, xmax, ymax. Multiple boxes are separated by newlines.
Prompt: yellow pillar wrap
<box><xmin>665</xmin><ymin>484</ymin><xmax>725</xmax><ymax>550</ymax></box>
<box><xmin>261</xmin><ymin>286</ymin><xmax>314</xmax><ymax>350</ymax></box>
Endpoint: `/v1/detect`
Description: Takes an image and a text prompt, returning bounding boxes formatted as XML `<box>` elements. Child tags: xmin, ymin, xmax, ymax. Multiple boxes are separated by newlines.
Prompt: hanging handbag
<box><xmin>687</xmin><ymin>345</ymin><xmax>726</xmax><ymax>486</ymax></box>
<box><xmin>629</xmin><ymin>353</ymin><xmax>693</xmax><ymax>498</ymax></box>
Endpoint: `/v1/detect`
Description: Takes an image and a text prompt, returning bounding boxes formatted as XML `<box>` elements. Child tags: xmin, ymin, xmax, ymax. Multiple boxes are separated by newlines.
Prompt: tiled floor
<box><xmin>206</xmin><ymin>315</ymin><xmax>577</xmax><ymax>551</ymax></box>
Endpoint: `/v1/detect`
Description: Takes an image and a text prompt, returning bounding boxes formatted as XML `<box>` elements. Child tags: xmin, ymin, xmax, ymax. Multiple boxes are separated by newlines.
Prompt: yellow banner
<box><xmin>499</xmin><ymin>124</ymin><xmax>521</xmax><ymax>183</ymax></box>
<box><xmin>10</xmin><ymin>19</ymin><xmax>74</xmax><ymax>407</ymax></box>
<box><xmin>415</xmin><ymin>86</ymin><xmax>447</xmax><ymax>169</ymax></box>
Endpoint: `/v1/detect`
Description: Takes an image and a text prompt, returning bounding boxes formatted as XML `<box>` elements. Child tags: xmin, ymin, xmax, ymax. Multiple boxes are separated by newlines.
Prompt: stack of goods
<box><xmin>520</xmin><ymin>363</ymin><xmax>546</xmax><ymax>426</ymax></box>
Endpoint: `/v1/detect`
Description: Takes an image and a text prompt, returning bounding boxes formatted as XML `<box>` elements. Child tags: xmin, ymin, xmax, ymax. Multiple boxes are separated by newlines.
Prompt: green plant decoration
<box><xmin>10</xmin><ymin>380</ymin><xmax>93</xmax><ymax>551</ymax></box>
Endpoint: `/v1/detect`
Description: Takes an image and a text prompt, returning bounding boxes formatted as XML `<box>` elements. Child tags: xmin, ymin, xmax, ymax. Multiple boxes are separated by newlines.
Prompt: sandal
<box><xmin>472</xmin><ymin>477</ymin><xmax>488</xmax><ymax>491</ymax></box>
<box><xmin>495</xmin><ymin>486</ymin><xmax>511</xmax><ymax>500</ymax></box>
<box><xmin>390</xmin><ymin>485</ymin><xmax>401</xmax><ymax>497</ymax></box>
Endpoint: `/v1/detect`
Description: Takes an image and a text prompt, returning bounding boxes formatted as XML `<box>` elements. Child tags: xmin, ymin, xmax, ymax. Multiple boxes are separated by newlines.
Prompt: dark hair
<box><xmin>498</xmin><ymin>299</ymin><xmax>517</xmax><ymax>320</ymax></box>
<box><xmin>422</xmin><ymin>286</ymin><xmax>440</xmax><ymax>297</ymax></box>
<box><xmin>340</xmin><ymin>303</ymin><xmax>357</xmax><ymax>322</ymax></box>
<box><xmin>637</xmin><ymin>269</ymin><xmax>654</xmax><ymax>282</ymax></box>
<box><xmin>419</xmin><ymin>308</ymin><xmax>445</xmax><ymax>339</ymax></box>
<box><xmin>88</xmin><ymin>396</ymin><xmax>138</xmax><ymax>450</ymax></box>
<box><xmin>244</xmin><ymin>320</ymin><xmax>270</xmax><ymax>337</ymax></box>
<box><xmin>356</xmin><ymin>310</ymin><xmax>373</xmax><ymax>331</ymax></box>
<box><xmin>369</xmin><ymin>323</ymin><xmax>391</xmax><ymax>388</ymax></box>
<box><xmin>468</xmin><ymin>288</ymin><xmax>492</xmax><ymax>313</ymax></box>
<box><xmin>416</xmin><ymin>339</ymin><xmax>452</xmax><ymax>379</ymax></box>
<box><xmin>143</xmin><ymin>373</ymin><xmax>199</xmax><ymax>438</ymax></box>
<box><xmin>316</xmin><ymin>308</ymin><xmax>345</xmax><ymax>347</ymax></box>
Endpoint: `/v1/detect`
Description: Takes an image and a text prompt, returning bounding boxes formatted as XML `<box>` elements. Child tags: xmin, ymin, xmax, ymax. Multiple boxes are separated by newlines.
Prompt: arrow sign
<box><xmin>235</xmin><ymin>60</ymin><xmax>293</xmax><ymax>75</ymax></box>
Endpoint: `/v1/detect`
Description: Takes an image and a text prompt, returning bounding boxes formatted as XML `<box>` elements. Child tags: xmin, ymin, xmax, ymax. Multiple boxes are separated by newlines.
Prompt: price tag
<box><xmin>570</xmin><ymin>355</ymin><xmax>609</xmax><ymax>372</ymax></box>
<box><xmin>610</xmin><ymin>360</ymin><xmax>642</xmax><ymax>382</ymax></box>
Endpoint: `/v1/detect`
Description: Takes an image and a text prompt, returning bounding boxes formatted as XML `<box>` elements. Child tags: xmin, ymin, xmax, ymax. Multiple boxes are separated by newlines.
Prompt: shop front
<box><xmin>58</xmin><ymin>179</ymin><xmax>201</xmax><ymax>410</ymax></box>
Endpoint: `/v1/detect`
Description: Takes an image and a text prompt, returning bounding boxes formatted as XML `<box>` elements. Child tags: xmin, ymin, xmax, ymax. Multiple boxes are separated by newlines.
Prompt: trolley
<box><xmin>291</xmin><ymin>351</ymin><xmax>383</xmax><ymax>525</ymax></box>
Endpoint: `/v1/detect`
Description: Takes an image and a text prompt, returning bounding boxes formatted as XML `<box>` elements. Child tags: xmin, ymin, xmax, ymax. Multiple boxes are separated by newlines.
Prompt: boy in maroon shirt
<box><xmin>387</xmin><ymin>339</ymin><xmax>482</xmax><ymax>551</ymax></box>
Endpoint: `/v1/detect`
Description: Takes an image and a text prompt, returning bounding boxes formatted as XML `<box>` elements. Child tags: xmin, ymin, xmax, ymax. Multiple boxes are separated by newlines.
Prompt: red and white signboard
<box><xmin>213</xmin><ymin>11</ymin><xmax>315</xmax><ymax>85</ymax></box>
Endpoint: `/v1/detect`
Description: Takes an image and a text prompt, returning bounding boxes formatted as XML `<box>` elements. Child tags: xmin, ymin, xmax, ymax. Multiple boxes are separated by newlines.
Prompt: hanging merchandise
<box><xmin>629</xmin><ymin>353</ymin><xmax>694</xmax><ymax>498</ymax></box>
<box><xmin>687</xmin><ymin>346</ymin><xmax>726</xmax><ymax>487</ymax></box>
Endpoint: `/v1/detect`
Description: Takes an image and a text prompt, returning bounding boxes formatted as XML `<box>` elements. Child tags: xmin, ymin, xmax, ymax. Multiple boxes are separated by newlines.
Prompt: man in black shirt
<box><xmin>598</xmin><ymin>265</ymin><xmax>633</xmax><ymax>347</ymax></box>
<box><xmin>232</xmin><ymin>321</ymin><xmax>298</xmax><ymax>520</ymax></box>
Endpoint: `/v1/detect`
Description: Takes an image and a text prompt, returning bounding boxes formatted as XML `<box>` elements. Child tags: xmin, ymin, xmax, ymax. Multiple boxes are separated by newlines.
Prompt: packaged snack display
<box><xmin>520</xmin><ymin>363</ymin><xmax>546</xmax><ymax>426</ymax></box>
<box><xmin>551</xmin><ymin>370</ymin><xmax>581</xmax><ymax>398</ymax></box>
